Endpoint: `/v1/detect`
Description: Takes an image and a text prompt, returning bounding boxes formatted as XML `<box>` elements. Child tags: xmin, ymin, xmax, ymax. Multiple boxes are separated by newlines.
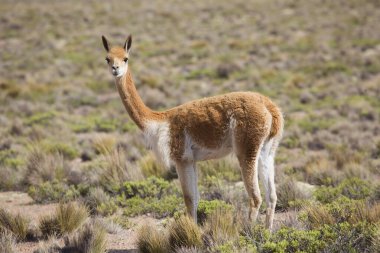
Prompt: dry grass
<box><xmin>39</xmin><ymin>202</ymin><xmax>89</xmax><ymax>237</ymax></box>
<box><xmin>63</xmin><ymin>221</ymin><xmax>106</xmax><ymax>253</ymax></box>
<box><xmin>168</xmin><ymin>216</ymin><xmax>203</xmax><ymax>250</ymax></box>
<box><xmin>26</xmin><ymin>147</ymin><xmax>68</xmax><ymax>186</ymax></box>
<box><xmin>83</xmin><ymin>187</ymin><xmax>111</xmax><ymax>214</ymax></box>
<box><xmin>0</xmin><ymin>230</ymin><xmax>16</xmax><ymax>253</ymax></box>
<box><xmin>100</xmin><ymin>148</ymin><xmax>143</xmax><ymax>189</ymax></box>
<box><xmin>302</xmin><ymin>205</ymin><xmax>335</xmax><ymax>229</ymax></box>
<box><xmin>93</xmin><ymin>135</ymin><xmax>116</xmax><ymax>155</ymax></box>
<box><xmin>203</xmin><ymin>208</ymin><xmax>239</xmax><ymax>247</ymax></box>
<box><xmin>137</xmin><ymin>223</ymin><xmax>170</xmax><ymax>253</ymax></box>
<box><xmin>276</xmin><ymin>179</ymin><xmax>307</xmax><ymax>211</ymax></box>
<box><xmin>0</xmin><ymin>208</ymin><xmax>30</xmax><ymax>241</ymax></box>
<box><xmin>139</xmin><ymin>153</ymin><xmax>168</xmax><ymax>178</ymax></box>
<box><xmin>34</xmin><ymin>237</ymin><xmax>61</xmax><ymax>253</ymax></box>
<box><xmin>349</xmin><ymin>202</ymin><xmax>380</xmax><ymax>224</ymax></box>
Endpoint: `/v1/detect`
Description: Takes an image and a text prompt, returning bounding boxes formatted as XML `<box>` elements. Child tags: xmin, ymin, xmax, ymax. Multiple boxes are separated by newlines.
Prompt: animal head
<box><xmin>102</xmin><ymin>35</ymin><xmax>132</xmax><ymax>77</ymax></box>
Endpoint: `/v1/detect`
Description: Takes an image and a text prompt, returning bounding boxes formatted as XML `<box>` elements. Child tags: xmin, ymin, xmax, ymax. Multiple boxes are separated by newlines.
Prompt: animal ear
<box><xmin>102</xmin><ymin>35</ymin><xmax>110</xmax><ymax>52</ymax></box>
<box><xmin>124</xmin><ymin>35</ymin><xmax>132</xmax><ymax>52</ymax></box>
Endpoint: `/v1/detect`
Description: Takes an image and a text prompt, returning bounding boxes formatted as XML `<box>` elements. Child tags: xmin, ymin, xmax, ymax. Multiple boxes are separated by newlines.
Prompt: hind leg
<box><xmin>237</xmin><ymin>146</ymin><xmax>263</xmax><ymax>222</ymax></box>
<box><xmin>259</xmin><ymin>139</ymin><xmax>278</xmax><ymax>230</ymax></box>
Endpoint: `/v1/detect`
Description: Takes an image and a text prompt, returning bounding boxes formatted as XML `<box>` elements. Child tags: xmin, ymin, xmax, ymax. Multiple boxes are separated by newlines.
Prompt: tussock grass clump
<box><xmin>349</xmin><ymin>202</ymin><xmax>380</xmax><ymax>224</ymax></box>
<box><xmin>197</xmin><ymin>200</ymin><xmax>233</xmax><ymax>224</ymax></box>
<box><xmin>26</xmin><ymin>147</ymin><xmax>69</xmax><ymax>186</ymax></box>
<box><xmin>0</xmin><ymin>208</ymin><xmax>29</xmax><ymax>241</ymax></box>
<box><xmin>203</xmin><ymin>208</ymin><xmax>239</xmax><ymax>247</ymax></box>
<box><xmin>276</xmin><ymin>179</ymin><xmax>308</xmax><ymax>211</ymax></box>
<box><xmin>301</xmin><ymin>205</ymin><xmax>335</xmax><ymax>229</ymax></box>
<box><xmin>93</xmin><ymin>135</ymin><xmax>116</xmax><ymax>155</ymax></box>
<box><xmin>137</xmin><ymin>223</ymin><xmax>170</xmax><ymax>253</ymax></box>
<box><xmin>169</xmin><ymin>216</ymin><xmax>203</xmax><ymax>250</ymax></box>
<box><xmin>63</xmin><ymin>221</ymin><xmax>106</xmax><ymax>253</ymax></box>
<box><xmin>139</xmin><ymin>153</ymin><xmax>168</xmax><ymax>179</ymax></box>
<box><xmin>0</xmin><ymin>230</ymin><xmax>16</xmax><ymax>253</ymax></box>
<box><xmin>40</xmin><ymin>202</ymin><xmax>88</xmax><ymax>237</ymax></box>
<box><xmin>100</xmin><ymin>148</ymin><xmax>143</xmax><ymax>191</ymax></box>
<box><xmin>83</xmin><ymin>187</ymin><xmax>117</xmax><ymax>216</ymax></box>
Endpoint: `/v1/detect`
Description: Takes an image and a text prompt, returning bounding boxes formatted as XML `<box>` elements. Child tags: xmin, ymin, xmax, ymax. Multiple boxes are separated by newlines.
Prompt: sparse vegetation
<box><xmin>137</xmin><ymin>223</ymin><xmax>170</xmax><ymax>253</ymax></box>
<box><xmin>0</xmin><ymin>208</ymin><xmax>30</xmax><ymax>241</ymax></box>
<box><xmin>62</xmin><ymin>221</ymin><xmax>106</xmax><ymax>253</ymax></box>
<box><xmin>168</xmin><ymin>216</ymin><xmax>203</xmax><ymax>250</ymax></box>
<box><xmin>0</xmin><ymin>0</ymin><xmax>379</xmax><ymax>251</ymax></box>
<box><xmin>0</xmin><ymin>230</ymin><xmax>16</xmax><ymax>253</ymax></box>
<box><xmin>39</xmin><ymin>202</ymin><xmax>89</xmax><ymax>237</ymax></box>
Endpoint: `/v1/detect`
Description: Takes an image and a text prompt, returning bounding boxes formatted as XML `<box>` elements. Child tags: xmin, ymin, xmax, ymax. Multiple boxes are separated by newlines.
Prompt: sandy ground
<box><xmin>0</xmin><ymin>191</ymin><xmax>153</xmax><ymax>253</ymax></box>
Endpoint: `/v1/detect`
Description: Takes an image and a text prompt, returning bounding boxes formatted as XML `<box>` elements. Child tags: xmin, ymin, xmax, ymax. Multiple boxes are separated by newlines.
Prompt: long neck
<box><xmin>115</xmin><ymin>70</ymin><xmax>154</xmax><ymax>130</ymax></box>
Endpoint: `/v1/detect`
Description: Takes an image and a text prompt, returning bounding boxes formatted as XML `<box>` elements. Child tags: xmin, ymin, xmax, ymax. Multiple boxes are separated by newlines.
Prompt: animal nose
<box><xmin>112</xmin><ymin>66</ymin><xmax>119</xmax><ymax>70</ymax></box>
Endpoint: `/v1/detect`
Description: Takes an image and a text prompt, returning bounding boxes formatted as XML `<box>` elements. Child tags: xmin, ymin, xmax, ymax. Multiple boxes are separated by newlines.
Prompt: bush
<box><xmin>0</xmin><ymin>208</ymin><xmax>29</xmax><ymax>241</ymax></box>
<box><xmin>137</xmin><ymin>223</ymin><xmax>170</xmax><ymax>253</ymax></box>
<box><xmin>28</xmin><ymin>180</ymin><xmax>80</xmax><ymax>204</ymax></box>
<box><xmin>39</xmin><ymin>202</ymin><xmax>89</xmax><ymax>237</ymax></box>
<box><xmin>169</xmin><ymin>216</ymin><xmax>203</xmax><ymax>250</ymax></box>
<box><xmin>197</xmin><ymin>200</ymin><xmax>233</xmax><ymax>224</ymax></box>
<box><xmin>120</xmin><ymin>176</ymin><xmax>178</xmax><ymax>199</ymax></box>
<box><xmin>63</xmin><ymin>221</ymin><xmax>106</xmax><ymax>253</ymax></box>
<box><xmin>122</xmin><ymin>195</ymin><xmax>183</xmax><ymax>218</ymax></box>
<box><xmin>314</xmin><ymin>177</ymin><xmax>372</xmax><ymax>203</ymax></box>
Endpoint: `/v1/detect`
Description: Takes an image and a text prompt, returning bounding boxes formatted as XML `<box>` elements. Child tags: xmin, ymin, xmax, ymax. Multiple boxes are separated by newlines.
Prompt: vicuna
<box><xmin>101</xmin><ymin>35</ymin><xmax>284</xmax><ymax>230</ymax></box>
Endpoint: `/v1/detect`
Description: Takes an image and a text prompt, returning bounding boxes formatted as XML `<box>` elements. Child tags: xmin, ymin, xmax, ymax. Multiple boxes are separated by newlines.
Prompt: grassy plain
<box><xmin>0</xmin><ymin>0</ymin><xmax>379</xmax><ymax>252</ymax></box>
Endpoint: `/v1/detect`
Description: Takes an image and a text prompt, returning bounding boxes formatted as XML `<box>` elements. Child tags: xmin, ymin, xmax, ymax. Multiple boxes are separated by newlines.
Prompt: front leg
<box><xmin>176</xmin><ymin>161</ymin><xmax>199</xmax><ymax>223</ymax></box>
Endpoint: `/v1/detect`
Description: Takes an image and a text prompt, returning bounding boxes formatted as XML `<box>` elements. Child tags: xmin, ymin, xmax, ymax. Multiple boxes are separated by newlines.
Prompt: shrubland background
<box><xmin>0</xmin><ymin>0</ymin><xmax>379</xmax><ymax>252</ymax></box>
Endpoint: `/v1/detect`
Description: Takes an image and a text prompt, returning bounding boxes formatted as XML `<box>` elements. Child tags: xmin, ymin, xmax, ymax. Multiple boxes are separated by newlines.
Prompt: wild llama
<box><xmin>101</xmin><ymin>35</ymin><xmax>283</xmax><ymax>230</ymax></box>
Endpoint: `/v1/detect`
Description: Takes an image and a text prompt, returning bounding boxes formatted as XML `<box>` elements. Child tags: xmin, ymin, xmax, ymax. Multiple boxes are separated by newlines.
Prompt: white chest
<box><xmin>143</xmin><ymin>121</ymin><xmax>172</xmax><ymax>168</ymax></box>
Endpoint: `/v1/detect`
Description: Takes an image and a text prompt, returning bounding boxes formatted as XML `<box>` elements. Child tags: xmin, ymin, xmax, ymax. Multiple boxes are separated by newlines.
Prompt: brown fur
<box><xmin>105</xmin><ymin>37</ymin><xmax>283</xmax><ymax>229</ymax></box>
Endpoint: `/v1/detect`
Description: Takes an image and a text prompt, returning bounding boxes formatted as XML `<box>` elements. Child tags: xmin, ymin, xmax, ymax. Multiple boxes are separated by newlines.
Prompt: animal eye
<box><xmin>124</xmin><ymin>58</ymin><xmax>128</xmax><ymax>63</ymax></box>
<box><xmin>105</xmin><ymin>57</ymin><xmax>110</xmax><ymax>63</ymax></box>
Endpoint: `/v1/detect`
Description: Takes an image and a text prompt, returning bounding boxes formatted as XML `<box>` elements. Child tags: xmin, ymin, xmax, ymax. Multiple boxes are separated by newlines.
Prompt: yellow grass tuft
<box><xmin>137</xmin><ymin>223</ymin><xmax>170</xmax><ymax>253</ymax></box>
<box><xmin>39</xmin><ymin>202</ymin><xmax>89</xmax><ymax>237</ymax></box>
<box><xmin>169</xmin><ymin>216</ymin><xmax>203</xmax><ymax>250</ymax></box>
<box><xmin>0</xmin><ymin>208</ymin><xmax>29</xmax><ymax>241</ymax></box>
<box><xmin>63</xmin><ymin>221</ymin><xmax>106</xmax><ymax>253</ymax></box>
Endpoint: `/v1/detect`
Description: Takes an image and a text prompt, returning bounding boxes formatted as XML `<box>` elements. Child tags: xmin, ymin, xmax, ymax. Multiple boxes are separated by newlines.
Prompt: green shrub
<box><xmin>42</xmin><ymin>141</ymin><xmax>79</xmax><ymax>160</ymax></box>
<box><xmin>314</xmin><ymin>177</ymin><xmax>372</xmax><ymax>203</ymax></box>
<box><xmin>122</xmin><ymin>196</ymin><xmax>183</xmax><ymax>218</ymax></box>
<box><xmin>28</xmin><ymin>180</ymin><xmax>80</xmax><ymax>204</ymax></box>
<box><xmin>197</xmin><ymin>200</ymin><xmax>233</xmax><ymax>224</ymax></box>
<box><xmin>120</xmin><ymin>176</ymin><xmax>178</xmax><ymax>199</ymax></box>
